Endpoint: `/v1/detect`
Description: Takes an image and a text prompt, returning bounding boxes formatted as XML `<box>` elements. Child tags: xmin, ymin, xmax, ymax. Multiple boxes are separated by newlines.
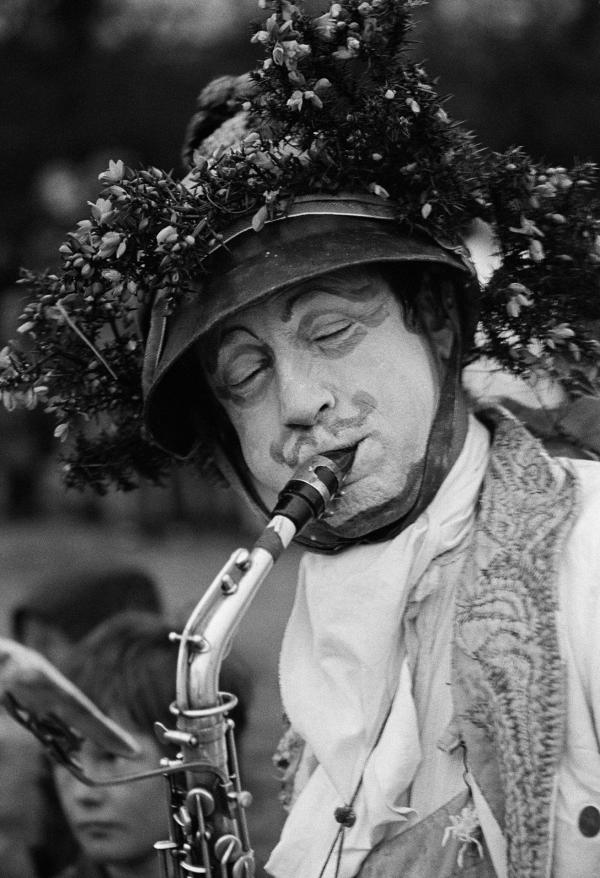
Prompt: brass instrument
<box><xmin>1</xmin><ymin>450</ymin><xmax>352</xmax><ymax>877</ymax></box>
<box><xmin>152</xmin><ymin>450</ymin><xmax>353</xmax><ymax>877</ymax></box>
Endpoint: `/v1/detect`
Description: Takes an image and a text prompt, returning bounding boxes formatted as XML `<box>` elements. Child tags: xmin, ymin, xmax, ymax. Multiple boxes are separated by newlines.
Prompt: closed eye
<box><xmin>222</xmin><ymin>353</ymin><xmax>272</xmax><ymax>390</ymax></box>
<box><xmin>314</xmin><ymin>323</ymin><xmax>354</xmax><ymax>342</ymax></box>
<box><xmin>228</xmin><ymin>365</ymin><xmax>266</xmax><ymax>388</ymax></box>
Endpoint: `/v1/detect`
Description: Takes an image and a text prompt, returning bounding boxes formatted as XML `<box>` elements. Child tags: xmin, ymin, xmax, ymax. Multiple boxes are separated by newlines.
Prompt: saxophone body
<box><xmin>153</xmin><ymin>452</ymin><xmax>353</xmax><ymax>877</ymax></box>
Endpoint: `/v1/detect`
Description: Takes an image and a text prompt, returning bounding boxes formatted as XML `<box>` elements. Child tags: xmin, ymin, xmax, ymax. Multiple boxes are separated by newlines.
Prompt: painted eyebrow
<box><xmin>281</xmin><ymin>281</ymin><xmax>376</xmax><ymax>322</ymax></box>
<box><xmin>213</xmin><ymin>325</ymin><xmax>263</xmax><ymax>361</ymax></box>
<box><xmin>202</xmin><ymin>324</ymin><xmax>259</xmax><ymax>375</ymax></box>
<box><xmin>218</xmin><ymin>324</ymin><xmax>259</xmax><ymax>344</ymax></box>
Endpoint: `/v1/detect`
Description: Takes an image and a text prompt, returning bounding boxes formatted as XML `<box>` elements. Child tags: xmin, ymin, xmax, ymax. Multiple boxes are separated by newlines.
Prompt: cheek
<box><xmin>368</xmin><ymin>332</ymin><xmax>439</xmax><ymax>430</ymax></box>
<box><xmin>53</xmin><ymin>772</ymin><xmax>74</xmax><ymax>810</ymax></box>
<box><xmin>228</xmin><ymin>405</ymin><xmax>277</xmax><ymax>482</ymax></box>
<box><xmin>121</xmin><ymin>777</ymin><xmax>167</xmax><ymax>835</ymax></box>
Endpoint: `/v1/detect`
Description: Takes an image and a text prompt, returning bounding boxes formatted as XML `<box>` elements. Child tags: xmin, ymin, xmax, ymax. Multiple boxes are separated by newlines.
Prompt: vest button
<box><xmin>579</xmin><ymin>805</ymin><xmax>600</xmax><ymax>838</ymax></box>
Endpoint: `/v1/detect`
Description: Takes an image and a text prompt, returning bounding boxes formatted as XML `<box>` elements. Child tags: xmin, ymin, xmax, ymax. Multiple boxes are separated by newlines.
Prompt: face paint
<box><xmin>269</xmin><ymin>391</ymin><xmax>376</xmax><ymax>468</ymax></box>
<box><xmin>209</xmin><ymin>337</ymin><xmax>275</xmax><ymax>408</ymax></box>
<box><xmin>295</xmin><ymin>295</ymin><xmax>390</xmax><ymax>360</ymax></box>
<box><xmin>209</xmin><ymin>285</ymin><xmax>392</xmax><ymax>409</ymax></box>
<box><xmin>282</xmin><ymin>277</ymin><xmax>385</xmax><ymax>322</ymax></box>
<box><xmin>201</xmin><ymin>267</ymin><xmax>442</xmax><ymax>537</ymax></box>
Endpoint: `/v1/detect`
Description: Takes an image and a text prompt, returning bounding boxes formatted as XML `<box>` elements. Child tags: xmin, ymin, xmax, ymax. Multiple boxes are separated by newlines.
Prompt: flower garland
<box><xmin>1</xmin><ymin>0</ymin><xmax>599</xmax><ymax>491</ymax></box>
<box><xmin>477</xmin><ymin>150</ymin><xmax>600</xmax><ymax>397</ymax></box>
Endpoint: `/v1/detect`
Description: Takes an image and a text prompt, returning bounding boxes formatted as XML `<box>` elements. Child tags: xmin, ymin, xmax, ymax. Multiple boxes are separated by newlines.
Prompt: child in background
<box><xmin>0</xmin><ymin>567</ymin><xmax>164</xmax><ymax>878</ymax></box>
<box><xmin>11</xmin><ymin>566</ymin><xmax>249</xmax><ymax>740</ymax></box>
<box><xmin>52</xmin><ymin>610</ymin><xmax>252</xmax><ymax>878</ymax></box>
<box><xmin>52</xmin><ymin>611</ymin><xmax>177</xmax><ymax>878</ymax></box>
<box><xmin>11</xmin><ymin>566</ymin><xmax>163</xmax><ymax>671</ymax></box>
<box><xmin>0</xmin><ymin>567</ymin><xmax>163</xmax><ymax>878</ymax></box>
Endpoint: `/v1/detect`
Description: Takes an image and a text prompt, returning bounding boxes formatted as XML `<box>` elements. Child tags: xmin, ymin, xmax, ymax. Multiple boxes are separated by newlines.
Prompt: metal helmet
<box><xmin>139</xmin><ymin>191</ymin><xmax>479</xmax><ymax>551</ymax></box>
<box><xmin>142</xmin><ymin>193</ymin><xmax>478</xmax><ymax>460</ymax></box>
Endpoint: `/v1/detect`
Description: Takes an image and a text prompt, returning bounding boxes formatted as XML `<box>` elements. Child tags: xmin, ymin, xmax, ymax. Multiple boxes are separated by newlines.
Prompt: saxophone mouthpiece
<box><xmin>271</xmin><ymin>448</ymin><xmax>356</xmax><ymax>534</ymax></box>
<box><xmin>322</xmin><ymin>446</ymin><xmax>356</xmax><ymax>481</ymax></box>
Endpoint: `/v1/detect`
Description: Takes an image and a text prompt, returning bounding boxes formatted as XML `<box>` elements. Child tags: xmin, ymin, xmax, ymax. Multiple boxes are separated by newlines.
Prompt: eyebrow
<box><xmin>281</xmin><ymin>281</ymin><xmax>375</xmax><ymax>323</ymax></box>
<box><xmin>201</xmin><ymin>324</ymin><xmax>258</xmax><ymax>374</ymax></box>
<box><xmin>217</xmin><ymin>324</ymin><xmax>260</xmax><ymax>347</ymax></box>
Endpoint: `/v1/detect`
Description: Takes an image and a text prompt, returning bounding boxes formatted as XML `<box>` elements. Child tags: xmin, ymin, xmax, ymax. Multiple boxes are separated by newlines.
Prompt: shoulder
<box><xmin>567</xmin><ymin>455</ymin><xmax>600</xmax><ymax>495</ymax></box>
<box><xmin>555</xmin><ymin>458</ymin><xmax>600</xmax><ymax>687</ymax></box>
<box><xmin>556</xmin><ymin>456</ymin><xmax>600</xmax><ymax>580</ymax></box>
<box><xmin>560</xmin><ymin>457</ymin><xmax>600</xmax><ymax>553</ymax></box>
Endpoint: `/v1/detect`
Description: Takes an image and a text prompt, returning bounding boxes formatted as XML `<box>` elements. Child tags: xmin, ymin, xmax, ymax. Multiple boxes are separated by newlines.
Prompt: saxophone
<box><xmin>152</xmin><ymin>450</ymin><xmax>353</xmax><ymax>878</ymax></box>
<box><xmin>0</xmin><ymin>450</ymin><xmax>352</xmax><ymax>877</ymax></box>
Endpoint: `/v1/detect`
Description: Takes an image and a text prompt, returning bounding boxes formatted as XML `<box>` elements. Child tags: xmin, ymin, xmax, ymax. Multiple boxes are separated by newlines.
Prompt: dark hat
<box><xmin>11</xmin><ymin>567</ymin><xmax>162</xmax><ymax>644</ymax></box>
<box><xmin>142</xmin><ymin>193</ymin><xmax>478</xmax><ymax>457</ymax></box>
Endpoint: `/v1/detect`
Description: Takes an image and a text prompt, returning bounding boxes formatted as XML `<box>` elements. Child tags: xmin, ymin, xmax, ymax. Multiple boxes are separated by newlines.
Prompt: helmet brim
<box><xmin>142</xmin><ymin>195</ymin><xmax>478</xmax><ymax>457</ymax></box>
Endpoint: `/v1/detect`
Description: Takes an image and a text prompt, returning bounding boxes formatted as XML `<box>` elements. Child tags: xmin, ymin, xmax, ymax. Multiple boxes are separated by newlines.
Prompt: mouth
<box><xmin>322</xmin><ymin>445</ymin><xmax>357</xmax><ymax>479</ymax></box>
<box><xmin>75</xmin><ymin>821</ymin><xmax>118</xmax><ymax>835</ymax></box>
<box><xmin>320</xmin><ymin>442</ymin><xmax>364</xmax><ymax>492</ymax></box>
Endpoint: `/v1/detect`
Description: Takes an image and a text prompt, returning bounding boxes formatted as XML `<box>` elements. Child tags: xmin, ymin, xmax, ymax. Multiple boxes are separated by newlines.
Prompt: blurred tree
<box><xmin>418</xmin><ymin>0</ymin><xmax>600</xmax><ymax>162</ymax></box>
<box><xmin>1</xmin><ymin>0</ymin><xmax>99</xmax><ymax>288</ymax></box>
<box><xmin>0</xmin><ymin>0</ymin><xmax>257</xmax><ymax>523</ymax></box>
<box><xmin>430</xmin><ymin>0</ymin><xmax>585</xmax><ymax>32</ymax></box>
<box><xmin>0</xmin><ymin>0</ymin><xmax>258</xmax><ymax>290</ymax></box>
<box><xmin>95</xmin><ymin>0</ymin><xmax>255</xmax><ymax>49</ymax></box>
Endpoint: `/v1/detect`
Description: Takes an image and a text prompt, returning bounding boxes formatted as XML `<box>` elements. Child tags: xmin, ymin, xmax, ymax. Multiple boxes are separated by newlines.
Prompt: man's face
<box><xmin>203</xmin><ymin>267</ymin><xmax>444</xmax><ymax>537</ymax></box>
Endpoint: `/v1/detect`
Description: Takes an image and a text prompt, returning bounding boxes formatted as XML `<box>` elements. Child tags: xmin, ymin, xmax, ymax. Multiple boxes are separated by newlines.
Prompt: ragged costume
<box><xmin>270</xmin><ymin>411</ymin><xmax>600</xmax><ymax>878</ymax></box>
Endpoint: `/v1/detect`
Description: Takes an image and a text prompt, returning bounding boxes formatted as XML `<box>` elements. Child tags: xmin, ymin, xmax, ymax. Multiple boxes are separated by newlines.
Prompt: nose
<box><xmin>277</xmin><ymin>353</ymin><xmax>335</xmax><ymax>428</ymax></box>
<box><xmin>56</xmin><ymin>769</ymin><xmax>106</xmax><ymax>809</ymax></box>
<box><xmin>71</xmin><ymin>780</ymin><xmax>106</xmax><ymax>808</ymax></box>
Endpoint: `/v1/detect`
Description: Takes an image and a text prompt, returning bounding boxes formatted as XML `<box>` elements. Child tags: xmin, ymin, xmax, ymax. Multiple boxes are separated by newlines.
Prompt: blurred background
<box><xmin>0</xmin><ymin>0</ymin><xmax>599</xmax><ymax>873</ymax></box>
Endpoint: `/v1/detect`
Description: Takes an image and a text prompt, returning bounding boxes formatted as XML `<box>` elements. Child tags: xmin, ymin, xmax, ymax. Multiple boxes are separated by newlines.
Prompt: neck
<box><xmin>106</xmin><ymin>854</ymin><xmax>160</xmax><ymax>878</ymax></box>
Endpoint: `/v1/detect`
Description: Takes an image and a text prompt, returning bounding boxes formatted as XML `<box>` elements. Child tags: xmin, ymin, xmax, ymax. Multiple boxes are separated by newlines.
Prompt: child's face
<box><xmin>53</xmin><ymin>729</ymin><xmax>167</xmax><ymax>869</ymax></box>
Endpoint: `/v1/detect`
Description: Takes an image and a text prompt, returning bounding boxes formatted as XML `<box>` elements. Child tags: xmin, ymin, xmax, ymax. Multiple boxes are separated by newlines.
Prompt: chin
<box><xmin>325</xmin><ymin>464</ymin><xmax>424</xmax><ymax>537</ymax></box>
<box><xmin>325</xmin><ymin>491</ymin><xmax>413</xmax><ymax>538</ymax></box>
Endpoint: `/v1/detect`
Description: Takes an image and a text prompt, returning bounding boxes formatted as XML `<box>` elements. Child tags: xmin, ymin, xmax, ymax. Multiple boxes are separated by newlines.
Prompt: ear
<box><xmin>418</xmin><ymin>276</ymin><xmax>461</xmax><ymax>364</ymax></box>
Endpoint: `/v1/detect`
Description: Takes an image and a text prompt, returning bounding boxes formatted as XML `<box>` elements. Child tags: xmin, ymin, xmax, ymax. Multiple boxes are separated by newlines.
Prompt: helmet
<box><xmin>139</xmin><ymin>189</ymin><xmax>479</xmax><ymax>552</ymax></box>
<box><xmin>142</xmin><ymin>193</ymin><xmax>479</xmax><ymax>460</ymax></box>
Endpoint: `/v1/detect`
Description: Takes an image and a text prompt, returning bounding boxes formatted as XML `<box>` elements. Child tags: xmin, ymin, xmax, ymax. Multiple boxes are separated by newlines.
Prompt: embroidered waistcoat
<box><xmin>358</xmin><ymin>412</ymin><xmax>578</xmax><ymax>878</ymax></box>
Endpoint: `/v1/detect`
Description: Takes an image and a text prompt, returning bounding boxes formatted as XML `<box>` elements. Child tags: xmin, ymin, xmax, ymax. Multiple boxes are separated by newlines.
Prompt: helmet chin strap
<box><xmin>216</xmin><ymin>334</ymin><xmax>466</xmax><ymax>554</ymax></box>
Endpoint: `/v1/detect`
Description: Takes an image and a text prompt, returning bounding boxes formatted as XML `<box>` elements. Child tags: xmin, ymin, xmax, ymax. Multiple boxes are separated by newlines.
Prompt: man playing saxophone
<box><xmin>3</xmin><ymin>1</ymin><xmax>600</xmax><ymax>875</ymax></box>
<box><xmin>142</xmin><ymin>206</ymin><xmax>600</xmax><ymax>876</ymax></box>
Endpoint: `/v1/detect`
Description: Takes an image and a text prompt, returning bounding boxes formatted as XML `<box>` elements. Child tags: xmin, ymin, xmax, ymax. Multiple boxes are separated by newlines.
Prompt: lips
<box><xmin>322</xmin><ymin>445</ymin><xmax>357</xmax><ymax>479</ymax></box>
<box><xmin>75</xmin><ymin>820</ymin><xmax>118</xmax><ymax>836</ymax></box>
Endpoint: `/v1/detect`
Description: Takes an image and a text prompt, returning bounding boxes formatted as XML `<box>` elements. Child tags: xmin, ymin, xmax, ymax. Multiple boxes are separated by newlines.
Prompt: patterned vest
<box><xmin>358</xmin><ymin>412</ymin><xmax>578</xmax><ymax>878</ymax></box>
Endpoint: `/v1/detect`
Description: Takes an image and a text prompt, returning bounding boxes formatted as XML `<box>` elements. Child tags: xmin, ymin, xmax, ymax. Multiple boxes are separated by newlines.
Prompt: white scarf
<box><xmin>266</xmin><ymin>415</ymin><xmax>490</xmax><ymax>878</ymax></box>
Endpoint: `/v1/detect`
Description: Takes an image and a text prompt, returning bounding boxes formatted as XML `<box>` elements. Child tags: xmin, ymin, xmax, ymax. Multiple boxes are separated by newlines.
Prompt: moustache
<box><xmin>269</xmin><ymin>392</ymin><xmax>375</xmax><ymax>469</ymax></box>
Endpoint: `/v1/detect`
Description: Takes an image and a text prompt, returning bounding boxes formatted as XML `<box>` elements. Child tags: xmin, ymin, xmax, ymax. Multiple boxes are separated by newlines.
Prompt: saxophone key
<box><xmin>220</xmin><ymin>574</ymin><xmax>238</xmax><ymax>595</ymax></box>
<box><xmin>154</xmin><ymin>721</ymin><xmax>199</xmax><ymax>749</ymax></box>
<box><xmin>227</xmin><ymin>790</ymin><xmax>253</xmax><ymax>809</ymax></box>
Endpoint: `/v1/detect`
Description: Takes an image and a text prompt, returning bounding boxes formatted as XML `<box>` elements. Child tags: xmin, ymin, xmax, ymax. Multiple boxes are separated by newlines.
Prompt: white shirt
<box><xmin>267</xmin><ymin>442</ymin><xmax>600</xmax><ymax>877</ymax></box>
